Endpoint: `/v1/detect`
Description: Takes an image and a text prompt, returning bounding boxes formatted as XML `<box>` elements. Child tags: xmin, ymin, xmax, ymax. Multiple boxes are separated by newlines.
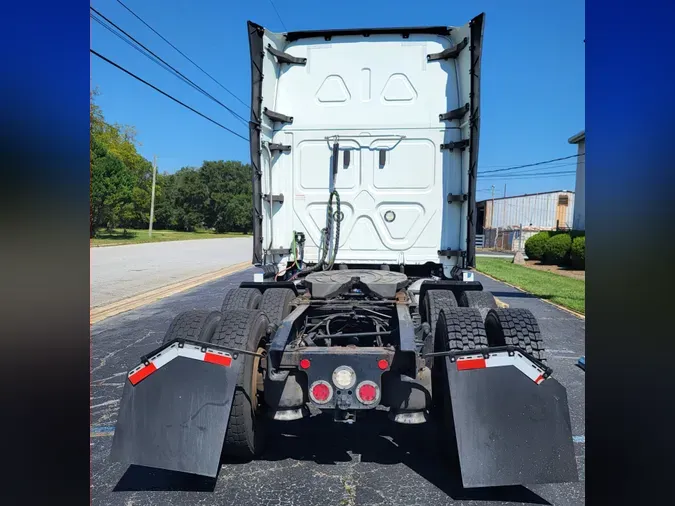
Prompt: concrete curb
<box><xmin>494</xmin><ymin>297</ymin><xmax>509</xmax><ymax>308</ymax></box>
<box><xmin>477</xmin><ymin>271</ymin><xmax>585</xmax><ymax>320</ymax></box>
<box><xmin>90</xmin><ymin>261</ymin><xmax>252</xmax><ymax>324</ymax></box>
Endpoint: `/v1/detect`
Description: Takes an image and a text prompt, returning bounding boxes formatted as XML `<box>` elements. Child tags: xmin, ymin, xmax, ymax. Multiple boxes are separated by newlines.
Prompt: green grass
<box><xmin>91</xmin><ymin>228</ymin><xmax>250</xmax><ymax>247</ymax></box>
<box><xmin>476</xmin><ymin>257</ymin><xmax>585</xmax><ymax>314</ymax></box>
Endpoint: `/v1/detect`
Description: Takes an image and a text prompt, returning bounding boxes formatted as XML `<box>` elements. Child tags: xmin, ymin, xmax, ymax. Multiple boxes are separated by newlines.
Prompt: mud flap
<box><xmin>109</xmin><ymin>340</ymin><xmax>243</xmax><ymax>477</ymax></box>
<box><xmin>445</xmin><ymin>352</ymin><xmax>578</xmax><ymax>488</ymax></box>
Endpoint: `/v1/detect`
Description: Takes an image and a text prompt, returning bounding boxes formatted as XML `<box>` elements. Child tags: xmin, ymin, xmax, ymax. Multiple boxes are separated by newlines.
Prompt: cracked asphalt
<box><xmin>91</xmin><ymin>269</ymin><xmax>585</xmax><ymax>506</ymax></box>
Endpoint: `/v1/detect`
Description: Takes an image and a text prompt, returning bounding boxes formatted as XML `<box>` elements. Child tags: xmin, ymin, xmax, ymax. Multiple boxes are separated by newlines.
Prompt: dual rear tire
<box><xmin>159</xmin><ymin>287</ymin><xmax>296</xmax><ymax>461</ymax></box>
<box><xmin>424</xmin><ymin>290</ymin><xmax>543</xmax><ymax>357</ymax></box>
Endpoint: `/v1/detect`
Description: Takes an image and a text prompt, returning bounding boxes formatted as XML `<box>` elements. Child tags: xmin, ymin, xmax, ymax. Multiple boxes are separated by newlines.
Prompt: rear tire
<box><xmin>161</xmin><ymin>310</ymin><xmax>221</xmax><ymax>345</ymax></box>
<box><xmin>221</xmin><ymin>287</ymin><xmax>262</xmax><ymax>312</ymax></box>
<box><xmin>422</xmin><ymin>290</ymin><xmax>458</xmax><ymax>364</ymax></box>
<box><xmin>258</xmin><ymin>288</ymin><xmax>295</xmax><ymax>326</ymax></box>
<box><xmin>211</xmin><ymin>310</ymin><xmax>270</xmax><ymax>459</ymax></box>
<box><xmin>431</xmin><ymin>307</ymin><xmax>487</xmax><ymax>429</ymax></box>
<box><xmin>458</xmin><ymin>290</ymin><xmax>498</xmax><ymax>321</ymax></box>
<box><xmin>458</xmin><ymin>290</ymin><xmax>497</xmax><ymax>309</ymax></box>
<box><xmin>435</xmin><ymin>307</ymin><xmax>489</xmax><ymax>352</ymax></box>
<box><xmin>485</xmin><ymin>308</ymin><xmax>546</xmax><ymax>361</ymax></box>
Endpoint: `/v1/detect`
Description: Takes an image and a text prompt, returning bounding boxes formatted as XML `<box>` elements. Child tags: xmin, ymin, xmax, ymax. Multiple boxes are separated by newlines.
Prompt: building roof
<box><xmin>568</xmin><ymin>130</ymin><xmax>585</xmax><ymax>144</ymax></box>
<box><xmin>477</xmin><ymin>189</ymin><xmax>574</xmax><ymax>204</ymax></box>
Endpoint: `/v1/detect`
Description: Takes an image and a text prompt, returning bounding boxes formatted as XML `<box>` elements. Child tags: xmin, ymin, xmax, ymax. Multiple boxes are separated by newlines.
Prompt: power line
<box><xmin>91</xmin><ymin>7</ymin><xmax>248</xmax><ymax>127</ymax></box>
<box><xmin>115</xmin><ymin>0</ymin><xmax>250</xmax><ymax>111</ymax></box>
<box><xmin>90</xmin><ymin>49</ymin><xmax>249</xmax><ymax>142</ymax></box>
<box><xmin>267</xmin><ymin>0</ymin><xmax>288</xmax><ymax>31</ymax></box>
<box><xmin>479</xmin><ymin>171</ymin><xmax>576</xmax><ymax>180</ymax></box>
<box><xmin>480</xmin><ymin>161</ymin><xmax>578</xmax><ymax>177</ymax></box>
<box><xmin>479</xmin><ymin>154</ymin><xmax>583</xmax><ymax>174</ymax></box>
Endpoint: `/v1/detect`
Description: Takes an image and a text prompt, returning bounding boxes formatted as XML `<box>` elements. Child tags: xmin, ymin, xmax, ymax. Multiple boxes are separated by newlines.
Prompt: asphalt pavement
<box><xmin>91</xmin><ymin>270</ymin><xmax>585</xmax><ymax>506</ymax></box>
<box><xmin>90</xmin><ymin>237</ymin><xmax>252</xmax><ymax>307</ymax></box>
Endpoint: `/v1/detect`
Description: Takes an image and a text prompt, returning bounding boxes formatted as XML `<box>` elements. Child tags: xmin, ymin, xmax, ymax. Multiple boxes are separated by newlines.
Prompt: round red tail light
<box><xmin>299</xmin><ymin>358</ymin><xmax>311</xmax><ymax>369</ymax></box>
<box><xmin>309</xmin><ymin>380</ymin><xmax>333</xmax><ymax>404</ymax></box>
<box><xmin>356</xmin><ymin>381</ymin><xmax>380</xmax><ymax>405</ymax></box>
<box><xmin>377</xmin><ymin>359</ymin><xmax>389</xmax><ymax>370</ymax></box>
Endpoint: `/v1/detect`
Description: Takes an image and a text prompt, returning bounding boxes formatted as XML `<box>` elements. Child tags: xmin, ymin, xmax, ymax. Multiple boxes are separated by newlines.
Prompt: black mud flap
<box><xmin>109</xmin><ymin>340</ymin><xmax>243</xmax><ymax>478</ymax></box>
<box><xmin>445</xmin><ymin>351</ymin><xmax>578</xmax><ymax>488</ymax></box>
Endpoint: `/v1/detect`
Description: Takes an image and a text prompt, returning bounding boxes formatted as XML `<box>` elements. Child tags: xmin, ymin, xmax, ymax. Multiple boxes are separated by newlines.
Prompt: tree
<box><xmin>90</xmin><ymin>89</ymin><xmax>254</xmax><ymax>235</ymax></box>
<box><xmin>173</xmin><ymin>168</ymin><xmax>209</xmax><ymax>231</ymax></box>
<box><xmin>199</xmin><ymin>160</ymin><xmax>252</xmax><ymax>233</ymax></box>
<box><xmin>152</xmin><ymin>172</ymin><xmax>177</xmax><ymax>230</ymax></box>
<box><xmin>90</xmin><ymin>136</ymin><xmax>135</xmax><ymax>236</ymax></box>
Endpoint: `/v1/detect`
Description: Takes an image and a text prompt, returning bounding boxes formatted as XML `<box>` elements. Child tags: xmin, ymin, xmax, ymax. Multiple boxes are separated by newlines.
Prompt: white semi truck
<box><xmin>110</xmin><ymin>13</ymin><xmax>578</xmax><ymax>489</ymax></box>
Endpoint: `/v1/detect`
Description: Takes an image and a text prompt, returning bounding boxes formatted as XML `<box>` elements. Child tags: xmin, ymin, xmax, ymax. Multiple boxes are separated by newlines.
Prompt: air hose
<box><xmin>290</xmin><ymin>141</ymin><xmax>341</xmax><ymax>279</ymax></box>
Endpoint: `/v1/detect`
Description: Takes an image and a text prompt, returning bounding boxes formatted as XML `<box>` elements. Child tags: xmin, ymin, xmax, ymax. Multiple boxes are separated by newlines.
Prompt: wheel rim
<box><xmin>252</xmin><ymin>345</ymin><xmax>265</xmax><ymax>414</ymax></box>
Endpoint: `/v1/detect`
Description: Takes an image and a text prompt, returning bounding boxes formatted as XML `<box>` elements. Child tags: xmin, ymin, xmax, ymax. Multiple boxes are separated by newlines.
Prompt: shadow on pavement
<box><xmin>111</xmin><ymin>411</ymin><xmax>551</xmax><ymax>503</ymax></box>
<box><xmin>113</xmin><ymin>465</ymin><xmax>217</xmax><ymax>492</ymax></box>
<box><xmin>489</xmin><ymin>290</ymin><xmax>542</xmax><ymax>300</ymax></box>
<box><xmin>257</xmin><ymin>411</ymin><xmax>551</xmax><ymax>505</ymax></box>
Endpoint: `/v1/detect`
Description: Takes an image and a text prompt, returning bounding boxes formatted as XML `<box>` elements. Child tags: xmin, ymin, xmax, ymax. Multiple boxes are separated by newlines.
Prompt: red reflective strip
<box><xmin>204</xmin><ymin>352</ymin><xmax>232</xmax><ymax>367</ymax></box>
<box><xmin>456</xmin><ymin>358</ymin><xmax>486</xmax><ymax>371</ymax></box>
<box><xmin>129</xmin><ymin>363</ymin><xmax>157</xmax><ymax>385</ymax></box>
<box><xmin>534</xmin><ymin>374</ymin><xmax>544</xmax><ymax>384</ymax></box>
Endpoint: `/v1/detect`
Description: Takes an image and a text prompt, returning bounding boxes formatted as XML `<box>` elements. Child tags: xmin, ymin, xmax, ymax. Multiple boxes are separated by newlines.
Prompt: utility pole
<box><xmin>149</xmin><ymin>154</ymin><xmax>157</xmax><ymax>237</ymax></box>
<box><xmin>491</xmin><ymin>185</ymin><xmax>496</xmax><ymax>248</ymax></box>
<box><xmin>501</xmin><ymin>184</ymin><xmax>507</xmax><ymax>249</ymax></box>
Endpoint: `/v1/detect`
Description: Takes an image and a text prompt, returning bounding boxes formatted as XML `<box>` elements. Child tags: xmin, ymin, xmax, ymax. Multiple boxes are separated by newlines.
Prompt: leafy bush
<box><xmin>524</xmin><ymin>231</ymin><xmax>551</xmax><ymax>260</ymax></box>
<box><xmin>543</xmin><ymin>233</ymin><xmax>572</xmax><ymax>265</ymax></box>
<box><xmin>570</xmin><ymin>236</ymin><xmax>585</xmax><ymax>269</ymax></box>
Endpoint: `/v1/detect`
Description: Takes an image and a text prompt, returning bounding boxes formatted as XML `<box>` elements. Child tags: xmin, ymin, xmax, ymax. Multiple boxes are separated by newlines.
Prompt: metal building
<box><xmin>475</xmin><ymin>190</ymin><xmax>575</xmax><ymax>250</ymax></box>
<box><xmin>477</xmin><ymin>190</ymin><xmax>575</xmax><ymax>232</ymax></box>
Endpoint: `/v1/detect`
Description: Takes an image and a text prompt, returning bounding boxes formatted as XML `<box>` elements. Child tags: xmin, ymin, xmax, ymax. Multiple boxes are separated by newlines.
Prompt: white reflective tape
<box><xmin>178</xmin><ymin>347</ymin><xmax>207</xmax><ymax>362</ymax></box>
<box><xmin>149</xmin><ymin>346</ymin><xmax>180</xmax><ymax>369</ymax></box>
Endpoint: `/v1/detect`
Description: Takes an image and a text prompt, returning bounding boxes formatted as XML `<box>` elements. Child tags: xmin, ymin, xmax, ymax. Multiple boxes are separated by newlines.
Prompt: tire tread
<box><xmin>485</xmin><ymin>308</ymin><xmax>545</xmax><ymax>361</ymax></box>
<box><xmin>211</xmin><ymin>310</ymin><xmax>269</xmax><ymax>457</ymax></box>
<box><xmin>162</xmin><ymin>310</ymin><xmax>221</xmax><ymax>345</ymax></box>
<box><xmin>221</xmin><ymin>288</ymin><xmax>262</xmax><ymax>312</ymax></box>
<box><xmin>259</xmin><ymin>288</ymin><xmax>295</xmax><ymax>325</ymax></box>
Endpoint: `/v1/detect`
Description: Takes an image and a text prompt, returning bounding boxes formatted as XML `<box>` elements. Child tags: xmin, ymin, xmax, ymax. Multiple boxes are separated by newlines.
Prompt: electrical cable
<box><xmin>267</xmin><ymin>0</ymin><xmax>288</xmax><ymax>31</ymax></box>
<box><xmin>91</xmin><ymin>7</ymin><xmax>248</xmax><ymax>127</ymax></box>
<box><xmin>90</xmin><ymin>49</ymin><xmax>249</xmax><ymax>142</ymax></box>
<box><xmin>479</xmin><ymin>171</ymin><xmax>576</xmax><ymax>180</ymax></box>
<box><xmin>479</xmin><ymin>154</ymin><xmax>583</xmax><ymax>174</ymax></box>
<box><xmin>115</xmin><ymin>0</ymin><xmax>250</xmax><ymax>111</ymax></box>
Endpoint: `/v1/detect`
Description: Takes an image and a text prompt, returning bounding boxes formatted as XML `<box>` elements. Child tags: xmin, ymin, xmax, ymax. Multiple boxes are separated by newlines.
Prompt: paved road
<box><xmin>90</xmin><ymin>237</ymin><xmax>252</xmax><ymax>307</ymax></box>
<box><xmin>91</xmin><ymin>270</ymin><xmax>585</xmax><ymax>506</ymax></box>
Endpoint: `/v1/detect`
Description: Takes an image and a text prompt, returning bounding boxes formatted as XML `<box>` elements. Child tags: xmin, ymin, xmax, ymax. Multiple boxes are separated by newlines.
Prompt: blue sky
<box><xmin>90</xmin><ymin>0</ymin><xmax>585</xmax><ymax>200</ymax></box>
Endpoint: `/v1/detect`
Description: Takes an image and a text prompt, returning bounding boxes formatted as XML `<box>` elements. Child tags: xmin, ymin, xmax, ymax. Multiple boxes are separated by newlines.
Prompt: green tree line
<box><xmin>90</xmin><ymin>89</ymin><xmax>252</xmax><ymax>238</ymax></box>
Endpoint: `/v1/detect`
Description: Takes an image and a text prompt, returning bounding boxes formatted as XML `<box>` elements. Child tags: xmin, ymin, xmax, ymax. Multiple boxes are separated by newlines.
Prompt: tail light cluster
<box><xmin>305</xmin><ymin>360</ymin><xmax>383</xmax><ymax>406</ymax></box>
